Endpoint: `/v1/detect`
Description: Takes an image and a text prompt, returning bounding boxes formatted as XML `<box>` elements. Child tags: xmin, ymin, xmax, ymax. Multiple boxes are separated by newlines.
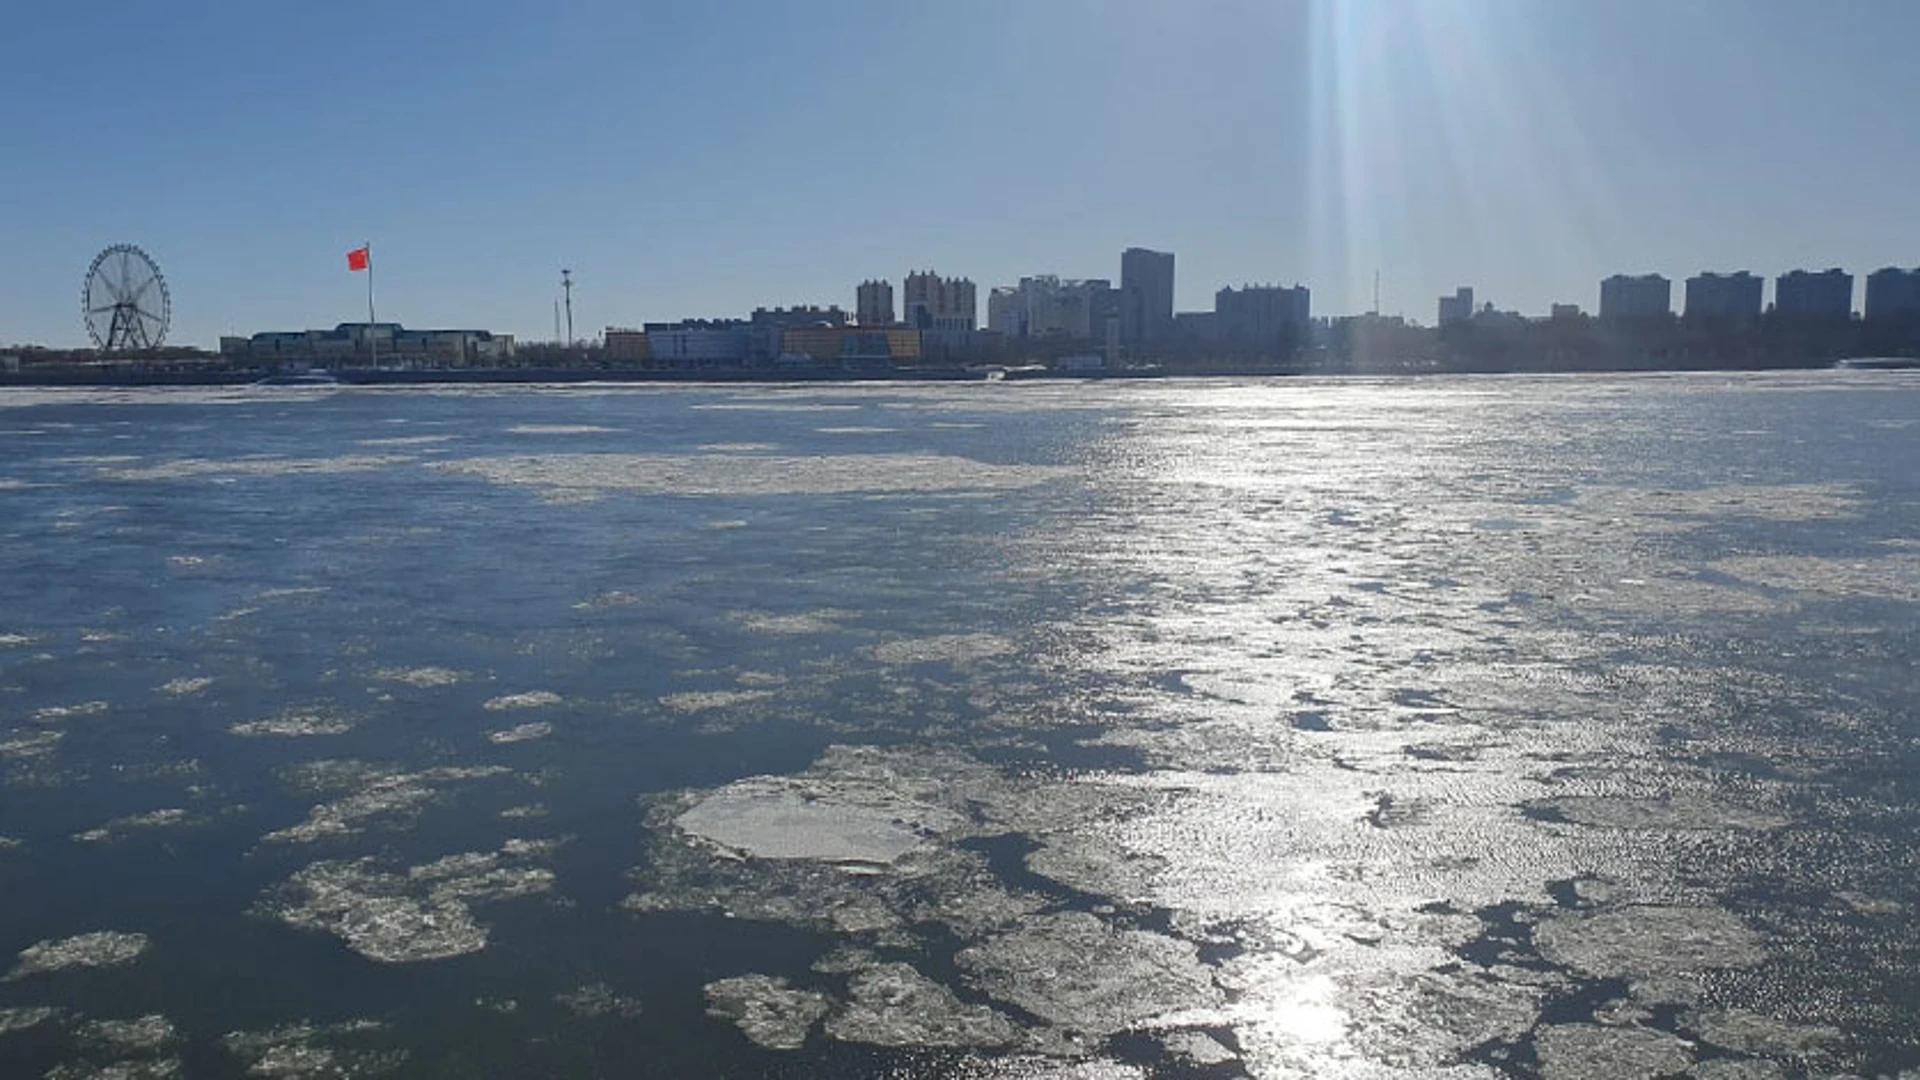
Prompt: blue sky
<box><xmin>4</xmin><ymin>0</ymin><xmax>1917</xmax><ymax>348</ymax></box>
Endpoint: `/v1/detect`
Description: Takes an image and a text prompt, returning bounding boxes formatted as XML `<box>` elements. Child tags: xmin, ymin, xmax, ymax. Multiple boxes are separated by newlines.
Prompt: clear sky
<box><xmin>4</xmin><ymin>0</ymin><xmax>1917</xmax><ymax>348</ymax></box>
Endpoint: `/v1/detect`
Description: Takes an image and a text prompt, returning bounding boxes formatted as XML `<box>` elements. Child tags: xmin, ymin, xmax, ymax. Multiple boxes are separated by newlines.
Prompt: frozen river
<box><xmin>1</xmin><ymin>373</ymin><xmax>1916</xmax><ymax>1078</ymax></box>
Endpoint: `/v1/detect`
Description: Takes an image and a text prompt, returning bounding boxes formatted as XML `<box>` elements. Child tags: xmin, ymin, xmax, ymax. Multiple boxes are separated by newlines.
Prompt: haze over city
<box><xmin>3</xmin><ymin>0</ymin><xmax>1918</xmax><ymax>348</ymax></box>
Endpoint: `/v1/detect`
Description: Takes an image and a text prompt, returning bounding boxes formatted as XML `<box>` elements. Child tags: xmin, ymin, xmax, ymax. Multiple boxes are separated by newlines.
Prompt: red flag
<box><xmin>346</xmin><ymin>246</ymin><xmax>370</xmax><ymax>272</ymax></box>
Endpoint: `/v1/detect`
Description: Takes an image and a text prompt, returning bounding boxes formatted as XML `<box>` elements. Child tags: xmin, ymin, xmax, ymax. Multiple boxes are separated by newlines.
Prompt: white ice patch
<box><xmin>430</xmin><ymin>453</ymin><xmax>1071</xmax><ymax>501</ymax></box>
<box><xmin>156</xmin><ymin>677</ymin><xmax>212</xmax><ymax>696</ymax></box>
<box><xmin>675</xmin><ymin>779</ymin><xmax>958</xmax><ymax>865</ymax></box>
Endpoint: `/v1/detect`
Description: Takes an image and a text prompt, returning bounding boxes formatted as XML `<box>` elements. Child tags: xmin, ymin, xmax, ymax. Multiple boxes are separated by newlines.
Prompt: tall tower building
<box><xmin>1120</xmin><ymin>248</ymin><xmax>1175</xmax><ymax>343</ymax></box>
<box><xmin>1599</xmin><ymin>274</ymin><xmax>1672</xmax><ymax>320</ymax></box>
<box><xmin>1864</xmin><ymin>268</ymin><xmax>1920</xmax><ymax>322</ymax></box>
<box><xmin>903</xmin><ymin>271</ymin><xmax>977</xmax><ymax>335</ymax></box>
<box><xmin>856</xmin><ymin>280</ymin><xmax>895</xmax><ymax>326</ymax></box>
<box><xmin>1773</xmin><ymin>269</ymin><xmax>1853</xmax><ymax>319</ymax></box>
<box><xmin>1684</xmin><ymin>272</ymin><xmax>1763</xmax><ymax>321</ymax></box>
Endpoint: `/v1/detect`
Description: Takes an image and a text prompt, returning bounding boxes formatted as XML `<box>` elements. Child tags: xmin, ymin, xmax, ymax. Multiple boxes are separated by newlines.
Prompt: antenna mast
<box><xmin>561</xmin><ymin>269</ymin><xmax>574</xmax><ymax>346</ymax></box>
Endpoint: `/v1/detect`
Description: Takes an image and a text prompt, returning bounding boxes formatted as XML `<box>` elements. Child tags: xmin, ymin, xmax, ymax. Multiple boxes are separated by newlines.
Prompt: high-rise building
<box><xmin>1684</xmin><ymin>272</ymin><xmax>1763</xmax><ymax>321</ymax></box>
<box><xmin>1437</xmin><ymin>287</ymin><xmax>1474</xmax><ymax>326</ymax></box>
<box><xmin>1120</xmin><ymin>248</ymin><xmax>1175</xmax><ymax>343</ymax></box>
<box><xmin>1215</xmin><ymin>284</ymin><xmax>1311</xmax><ymax>345</ymax></box>
<box><xmin>1864</xmin><ymin>267</ymin><xmax>1920</xmax><ymax>322</ymax></box>
<box><xmin>991</xmin><ymin>276</ymin><xmax>1116</xmax><ymax>339</ymax></box>
<box><xmin>1599</xmin><ymin>274</ymin><xmax>1672</xmax><ymax>320</ymax></box>
<box><xmin>903</xmin><ymin>271</ymin><xmax>977</xmax><ymax>336</ymax></box>
<box><xmin>1773</xmin><ymin>269</ymin><xmax>1853</xmax><ymax>320</ymax></box>
<box><xmin>986</xmin><ymin>287</ymin><xmax>1023</xmax><ymax>337</ymax></box>
<box><xmin>855</xmin><ymin>280</ymin><xmax>895</xmax><ymax>326</ymax></box>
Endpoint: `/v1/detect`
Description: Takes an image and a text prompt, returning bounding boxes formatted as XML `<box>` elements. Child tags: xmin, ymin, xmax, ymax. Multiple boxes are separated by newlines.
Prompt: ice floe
<box><xmin>483</xmin><ymin>691</ymin><xmax>562</xmax><ymax>711</ymax></box>
<box><xmin>554</xmin><ymin>982</ymin><xmax>645</xmax><ymax>1019</ymax></box>
<box><xmin>1533</xmin><ymin>1022</ymin><xmax>1693</xmax><ymax>1079</ymax></box>
<box><xmin>957</xmin><ymin>913</ymin><xmax>1223</xmax><ymax>1035</ymax></box>
<box><xmin>220</xmin><ymin>1020</ymin><xmax>405</xmax><ymax>1077</ymax></box>
<box><xmin>264</xmin><ymin>764</ymin><xmax>511</xmax><ymax>844</ymax></box>
<box><xmin>76</xmin><ymin>1015</ymin><xmax>177</xmax><ymax>1056</ymax></box>
<box><xmin>7</xmin><ymin>932</ymin><xmax>149</xmax><ymax>979</ymax></box>
<box><xmin>34</xmin><ymin>701</ymin><xmax>109</xmax><ymax>723</ymax></box>
<box><xmin>72</xmin><ymin>809</ymin><xmax>191</xmax><ymax>843</ymax></box>
<box><xmin>372</xmin><ymin>667</ymin><xmax>466</xmax><ymax>688</ymax></box>
<box><xmin>671</xmin><ymin>775</ymin><xmax>962</xmax><ymax>865</ymax></box>
<box><xmin>867</xmin><ymin>634</ymin><xmax>1013</xmax><ymax>666</ymax></box>
<box><xmin>430</xmin><ymin>452</ymin><xmax>1071</xmax><ymax>501</ymax></box>
<box><xmin>231</xmin><ymin>712</ymin><xmax>356</xmax><ymax>738</ymax></box>
<box><xmin>824</xmin><ymin>962</ymin><xmax>1020</xmax><ymax>1048</ymax></box>
<box><xmin>1533</xmin><ymin>905</ymin><xmax>1766</xmax><ymax>979</ymax></box>
<box><xmin>0</xmin><ymin>1005</ymin><xmax>62</xmax><ymax>1033</ymax></box>
<box><xmin>1</xmin><ymin>729</ymin><xmax>63</xmax><ymax>759</ymax></box>
<box><xmin>156</xmin><ymin>677</ymin><xmax>212</xmax><ymax>696</ymax></box>
<box><xmin>704</xmin><ymin>974</ymin><xmax>832</xmax><ymax>1050</ymax></box>
<box><xmin>258</xmin><ymin>844</ymin><xmax>554</xmax><ymax>963</ymax></box>
<box><xmin>657</xmin><ymin>689</ymin><xmax>775</xmax><ymax>714</ymax></box>
<box><xmin>487</xmin><ymin>722</ymin><xmax>552</xmax><ymax>745</ymax></box>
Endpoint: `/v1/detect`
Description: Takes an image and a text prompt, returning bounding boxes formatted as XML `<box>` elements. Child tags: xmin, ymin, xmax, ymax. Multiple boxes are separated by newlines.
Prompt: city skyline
<box><xmin>4</xmin><ymin>0</ymin><xmax>1920</xmax><ymax>348</ymax></box>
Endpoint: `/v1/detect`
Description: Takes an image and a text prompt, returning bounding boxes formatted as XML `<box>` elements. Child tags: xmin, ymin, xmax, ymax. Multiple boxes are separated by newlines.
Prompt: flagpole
<box><xmin>366</xmin><ymin>242</ymin><xmax>378</xmax><ymax>369</ymax></box>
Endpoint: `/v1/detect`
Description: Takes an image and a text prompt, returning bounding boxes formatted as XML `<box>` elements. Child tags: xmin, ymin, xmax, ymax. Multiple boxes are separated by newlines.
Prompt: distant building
<box><xmin>1550</xmin><ymin>303</ymin><xmax>1582</xmax><ymax>320</ymax></box>
<box><xmin>1864</xmin><ymin>267</ymin><xmax>1920</xmax><ymax>322</ymax></box>
<box><xmin>1437</xmin><ymin>287</ymin><xmax>1474</xmax><ymax>326</ymax></box>
<box><xmin>1599</xmin><ymin>274</ymin><xmax>1672</xmax><ymax>320</ymax></box>
<box><xmin>604</xmin><ymin>328</ymin><xmax>651</xmax><ymax>361</ymax></box>
<box><xmin>992</xmin><ymin>276</ymin><xmax>1115</xmax><ymax>339</ymax></box>
<box><xmin>1215</xmin><ymin>284</ymin><xmax>1310</xmax><ymax>345</ymax></box>
<box><xmin>903</xmin><ymin>271</ymin><xmax>977</xmax><ymax>336</ymax></box>
<box><xmin>748</xmin><ymin>305</ymin><xmax>847</xmax><ymax>362</ymax></box>
<box><xmin>641</xmin><ymin>320</ymin><xmax>749</xmax><ymax>367</ymax></box>
<box><xmin>986</xmin><ymin>286</ymin><xmax>1024</xmax><ymax>337</ymax></box>
<box><xmin>1773</xmin><ymin>269</ymin><xmax>1853</xmax><ymax>320</ymax></box>
<box><xmin>1120</xmin><ymin>248</ymin><xmax>1175</xmax><ymax>343</ymax></box>
<box><xmin>1684</xmin><ymin>272</ymin><xmax>1763</xmax><ymax>321</ymax></box>
<box><xmin>855</xmin><ymin>280</ymin><xmax>895</xmax><ymax>326</ymax></box>
<box><xmin>219</xmin><ymin>323</ymin><xmax>515</xmax><ymax>367</ymax></box>
<box><xmin>780</xmin><ymin>325</ymin><xmax>921</xmax><ymax>366</ymax></box>
<box><xmin>1174</xmin><ymin>312</ymin><xmax>1221</xmax><ymax>341</ymax></box>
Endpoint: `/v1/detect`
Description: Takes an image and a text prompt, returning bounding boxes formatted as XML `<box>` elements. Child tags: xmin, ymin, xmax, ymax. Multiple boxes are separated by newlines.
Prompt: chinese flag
<box><xmin>346</xmin><ymin>246</ymin><xmax>370</xmax><ymax>272</ymax></box>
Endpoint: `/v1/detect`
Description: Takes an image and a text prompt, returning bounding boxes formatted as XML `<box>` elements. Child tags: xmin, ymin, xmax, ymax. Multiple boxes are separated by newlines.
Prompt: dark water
<box><xmin>0</xmin><ymin>374</ymin><xmax>1915</xmax><ymax>1079</ymax></box>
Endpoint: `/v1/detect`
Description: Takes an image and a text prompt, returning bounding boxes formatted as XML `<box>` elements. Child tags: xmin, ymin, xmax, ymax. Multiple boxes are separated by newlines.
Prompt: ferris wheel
<box><xmin>83</xmin><ymin>244</ymin><xmax>170</xmax><ymax>351</ymax></box>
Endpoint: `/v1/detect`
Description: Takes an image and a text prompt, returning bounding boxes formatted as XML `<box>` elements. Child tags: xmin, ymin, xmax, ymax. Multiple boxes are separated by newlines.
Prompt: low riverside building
<box><xmin>604</xmin><ymin>328</ymin><xmax>651</xmax><ymax>362</ymax></box>
<box><xmin>641</xmin><ymin>320</ymin><xmax>749</xmax><ymax>368</ymax></box>
<box><xmin>219</xmin><ymin>323</ymin><xmax>514</xmax><ymax>368</ymax></box>
<box><xmin>779</xmin><ymin>325</ymin><xmax>921</xmax><ymax>366</ymax></box>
